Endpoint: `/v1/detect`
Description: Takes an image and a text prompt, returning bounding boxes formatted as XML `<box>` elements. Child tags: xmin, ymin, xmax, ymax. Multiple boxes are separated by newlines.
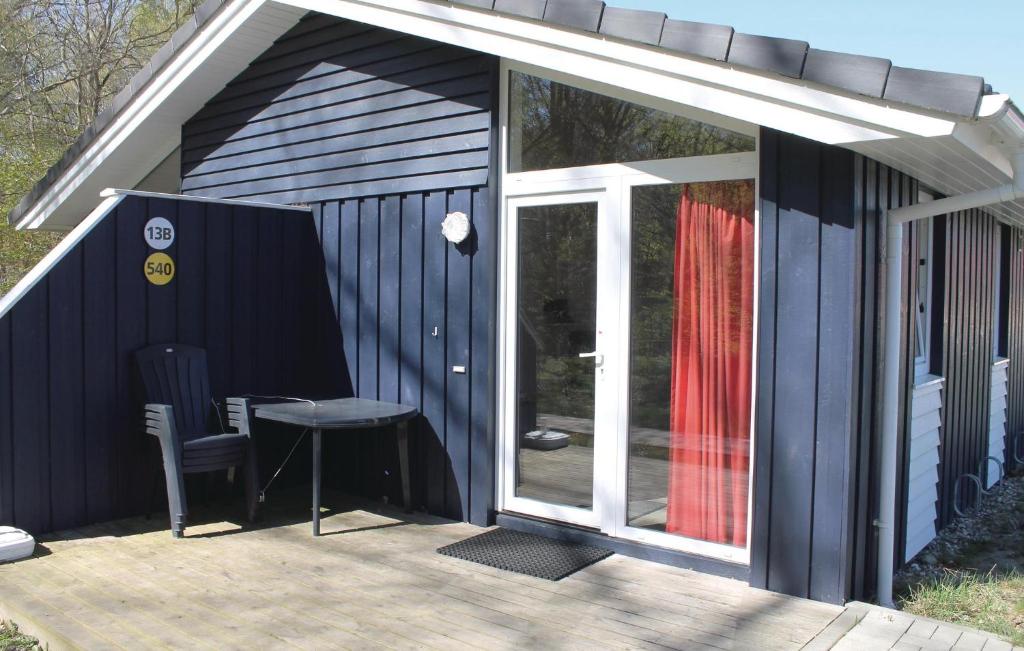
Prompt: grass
<box><xmin>900</xmin><ymin>570</ymin><xmax>1024</xmax><ymax>645</ymax></box>
<box><xmin>0</xmin><ymin>620</ymin><xmax>40</xmax><ymax>651</ymax></box>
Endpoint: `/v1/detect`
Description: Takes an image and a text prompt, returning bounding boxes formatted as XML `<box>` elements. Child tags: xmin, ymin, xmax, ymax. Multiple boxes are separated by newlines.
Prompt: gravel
<box><xmin>896</xmin><ymin>473</ymin><xmax>1024</xmax><ymax>590</ymax></box>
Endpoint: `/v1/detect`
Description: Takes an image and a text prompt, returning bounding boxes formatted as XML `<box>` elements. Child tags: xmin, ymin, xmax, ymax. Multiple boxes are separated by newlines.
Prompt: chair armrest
<box><xmin>225</xmin><ymin>398</ymin><xmax>254</xmax><ymax>437</ymax></box>
<box><xmin>144</xmin><ymin>404</ymin><xmax>180</xmax><ymax>447</ymax></box>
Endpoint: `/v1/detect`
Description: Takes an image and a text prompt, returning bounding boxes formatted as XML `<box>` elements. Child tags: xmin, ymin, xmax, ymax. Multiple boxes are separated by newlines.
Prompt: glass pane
<box><xmin>993</xmin><ymin>227</ymin><xmax>1003</xmax><ymax>358</ymax></box>
<box><xmin>508</xmin><ymin>71</ymin><xmax>755</xmax><ymax>173</ymax></box>
<box><xmin>627</xmin><ymin>181</ymin><xmax>755</xmax><ymax>548</ymax></box>
<box><xmin>515</xmin><ymin>202</ymin><xmax>598</xmax><ymax>509</ymax></box>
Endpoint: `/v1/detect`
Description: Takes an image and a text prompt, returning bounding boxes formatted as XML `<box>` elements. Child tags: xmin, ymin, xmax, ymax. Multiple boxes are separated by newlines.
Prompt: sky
<box><xmin>611</xmin><ymin>0</ymin><xmax>1024</xmax><ymax>104</ymax></box>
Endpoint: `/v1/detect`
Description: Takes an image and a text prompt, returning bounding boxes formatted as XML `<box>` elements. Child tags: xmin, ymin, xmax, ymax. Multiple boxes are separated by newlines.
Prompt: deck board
<box><xmin>0</xmin><ymin>490</ymin><xmax>841</xmax><ymax>650</ymax></box>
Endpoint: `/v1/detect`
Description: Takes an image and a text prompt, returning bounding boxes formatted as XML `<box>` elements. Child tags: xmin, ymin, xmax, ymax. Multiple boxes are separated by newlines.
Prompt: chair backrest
<box><xmin>135</xmin><ymin>344</ymin><xmax>213</xmax><ymax>441</ymax></box>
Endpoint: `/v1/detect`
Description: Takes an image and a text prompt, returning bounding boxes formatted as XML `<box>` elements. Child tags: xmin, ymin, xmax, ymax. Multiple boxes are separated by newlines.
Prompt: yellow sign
<box><xmin>144</xmin><ymin>252</ymin><xmax>175</xmax><ymax>286</ymax></box>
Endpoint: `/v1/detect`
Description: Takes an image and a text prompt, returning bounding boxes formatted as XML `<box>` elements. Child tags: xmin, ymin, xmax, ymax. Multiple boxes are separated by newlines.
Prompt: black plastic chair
<box><xmin>135</xmin><ymin>344</ymin><xmax>259</xmax><ymax>538</ymax></box>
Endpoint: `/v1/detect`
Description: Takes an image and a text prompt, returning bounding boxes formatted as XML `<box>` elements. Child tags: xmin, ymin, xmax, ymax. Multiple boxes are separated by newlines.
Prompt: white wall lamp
<box><xmin>442</xmin><ymin>211</ymin><xmax>471</xmax><ymax>244</ymax></box>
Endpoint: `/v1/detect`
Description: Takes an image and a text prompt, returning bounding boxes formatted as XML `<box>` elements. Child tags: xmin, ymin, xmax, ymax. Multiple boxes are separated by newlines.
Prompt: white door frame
<box><xmin>607</xmin><ymin>171</ymin><xmax>757</xmax><ymax>565</ymax></box>
<box><xmin>500</xmin><ymin>189</ymin><xmax>617</xmax><ymax>528</ymax></box>
<box><xmin>495</xmin><ymin>59</ymin><xmax>760</xmax><ymax>563</ymax></box>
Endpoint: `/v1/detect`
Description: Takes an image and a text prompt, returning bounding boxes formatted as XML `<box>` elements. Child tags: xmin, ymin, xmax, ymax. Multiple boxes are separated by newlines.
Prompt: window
<box><xmin>994</xmin><ymin>225</ymin><xmax>1010</xmax><ymax>359</ymax></box>
<box><xmin>514</xmin><ymin>201</ymin><xmax>599</xmax><ymax>509</ymax></box>
<box><xmin>627</xmin><ymin>180</ymin><xmax>755</xmax><ymax>548</ymax></box>
<box><xmin>507</xmin><ymin>71</ymin><xmax>755</xmax><ymax>173</ymax></box>
<box><xmin>914</xmin><ymin>216</ymin><xmax>934</xmax><ymax>381</ymax></box>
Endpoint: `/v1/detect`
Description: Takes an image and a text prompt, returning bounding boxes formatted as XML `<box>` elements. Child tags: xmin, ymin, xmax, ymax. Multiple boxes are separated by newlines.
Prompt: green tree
<box><xmin>0</xmin><ymin>0</ymin><xmax>197</xmax><ymax>296</ymax></box>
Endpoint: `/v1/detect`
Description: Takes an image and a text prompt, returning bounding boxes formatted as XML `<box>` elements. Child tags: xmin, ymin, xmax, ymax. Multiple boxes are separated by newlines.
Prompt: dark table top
<box><xmin>252</xmin><ymin>397</ymin><xmax>417</xmax><ymax>429</ymax></box>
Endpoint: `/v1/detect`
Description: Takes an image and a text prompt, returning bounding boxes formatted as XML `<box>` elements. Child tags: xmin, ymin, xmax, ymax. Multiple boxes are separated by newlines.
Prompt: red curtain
<box><xmin>665</xmin><ymin>181</ymin><xmax>755</xmax><ymax>548</ymax></box>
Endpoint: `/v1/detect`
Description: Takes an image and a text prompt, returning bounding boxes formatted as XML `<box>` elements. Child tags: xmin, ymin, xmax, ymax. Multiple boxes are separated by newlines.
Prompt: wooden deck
<box><xmin>0</xmin><ymin>490</ymin><xmax>842</xmax><ymax>650</ymax></box>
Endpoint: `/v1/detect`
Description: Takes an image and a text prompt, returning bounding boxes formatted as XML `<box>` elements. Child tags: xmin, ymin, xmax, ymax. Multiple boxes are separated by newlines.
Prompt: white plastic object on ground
<box><xmin>0</xmin><ymin>526</ymin><xmax>35</xmax><ymax>563</ymax></box>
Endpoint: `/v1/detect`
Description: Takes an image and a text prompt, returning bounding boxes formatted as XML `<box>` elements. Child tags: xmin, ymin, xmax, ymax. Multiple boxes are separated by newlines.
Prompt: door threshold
<box><xmin>495</xmin><ymin>511</ymin><xmax>749</xmax><ymax>582</ymax></box>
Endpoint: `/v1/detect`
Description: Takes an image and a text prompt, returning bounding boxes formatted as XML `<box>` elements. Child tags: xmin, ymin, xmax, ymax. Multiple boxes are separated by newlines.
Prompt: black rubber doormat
<box><xmin>437</xmin><ymin>528</ymin><xmax>613</xmax><ymax>581</ymax></box>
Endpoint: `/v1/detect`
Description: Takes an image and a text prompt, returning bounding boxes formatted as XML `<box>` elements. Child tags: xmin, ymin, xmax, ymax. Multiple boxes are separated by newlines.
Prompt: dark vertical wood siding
<box><xmin>0</xmin><ymin>195</ymin><xmax>341</xmax><ymax>535</ymax></box>
<box><xmin>1007</xmin><ymin>226</ymin><xmax>1024</xmax><ymax>471</ymax></box>
<box><xmin>996</xmin><ymin>225</ymin><xmax>1011</xmax><ymax>358</ymax></box>
<box><xmin>936</xmin><ymin>209</ymin><xmax>998</xmax><ymax>525</ymax></box>
<box><xmin>846</xmin><ymin>164</ymin><xmax>1007</xmax><ymax>571</ymax></box>
<box><xmin>752</xmin><ymin>127</ymin><xmax>1024</xmax><ymax>605</ymax></box>
<box><xmin>824</xmin><ymin>154</ymin><xmax>1011</xmax><ymax>597</ymax></box>
<box><xmin>850</xmin><ymin>157</ymin><xmax>882</xmax><ymax>601</ymax></box>
<box><xmin>752</xmin><ymin>129</ymin><xmax>861</xmax><ymax>604</ymax></box>
<box><xmin>180</xmin><ymin>15</ymin><xmax>492</xmax><ymax>205</ymax></box>
<box><xmin>873</xmin><ymin>166</ymin><xmax>920</xmax><ymax>573</ymax></box>
<box><xmin>181</xmin><ymin>15</ymin><xmax>499</xmax><ymax>526</ymax></box>
<box><xmin>756</xmin><ymin>140</ymin><xmax>1012</xmax><ymax>599</ymax></box>
<box><xmin>897</xmin><ymin>191</ymin><xmax>921</xmax><ymax>570</ymax></box>
<box><xmin>845</xmin><ymin>158</ymin><xmax>919</xmax><ymax>599</ymax></box>
<box><xmin>752</xmin><ymin>130</ymin><xmax>924</xmax><ymax>604</ymax></box>
<box><xmin>311</xmin><ymin>189</ymin><xmax>494</xmax><ymax>523</ymax></box>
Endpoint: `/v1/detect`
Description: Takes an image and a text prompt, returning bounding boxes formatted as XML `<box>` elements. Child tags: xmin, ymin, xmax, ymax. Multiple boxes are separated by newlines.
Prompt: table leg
<box><xmin>397</xmin><ymin>421</ymin><xmax>411</xmax><ymax>513</ymax></box>
<box><xmin>312</xmin><ymin>427</ymin><xmax>322</xmax><ymax>536</ymax></box>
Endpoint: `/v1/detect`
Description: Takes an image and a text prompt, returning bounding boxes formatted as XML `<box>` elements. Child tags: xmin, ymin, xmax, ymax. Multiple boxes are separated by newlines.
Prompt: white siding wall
<box><xmin>906</xmin><ymin>377</ymin><xmax>943</xmax><ymax>563</ymax></box>
<box><xmin>987</xmin><ymin>359</ymin><xmax>1009</xmax><ymax>489</ymax></box>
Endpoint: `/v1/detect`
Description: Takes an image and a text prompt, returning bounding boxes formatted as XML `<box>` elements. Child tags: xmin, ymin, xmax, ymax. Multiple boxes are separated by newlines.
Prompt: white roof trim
<box><xmin>100</xmin><ymin>188</ymin><xmax>313</xmax><ymax>212</ymax></box>
<box><xmin>15</xmin><ymin>0</ymin><xmax>306</xmax><ymax>231</ymax></box>
<box><xmin>979</xmin><ymin>94</ymin><xmax>1011</xmax><ymax>118</ymax></box>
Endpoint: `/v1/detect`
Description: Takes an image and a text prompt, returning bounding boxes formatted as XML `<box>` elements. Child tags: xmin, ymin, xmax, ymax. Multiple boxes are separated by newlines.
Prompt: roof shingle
<box><xmin>659</xmin><ymin>19</ymin><xmax>733</xmax><ymax>61</ymax></box>
<box><xmin>598</xmin><ymin>7</ymin><xmax>666</xmax><ymax>45</ymax></box>
<box><xmin>802</xmin><ymin>49</ymin><xmax>891</xmax><ymax>98</ymax></box>
<box><xmin>542</xmin><ymin>0</ymin><xmax>605</xmax><ymax>32</ymax></box>
<box><xmin>491</xmin><ymin>0</ymin><xmax>546</xmax><ymax>20</ymax></box>
<box><xmin>883</xmin><ymin>66</ymin><xmax>986</xmax><ymax>117</ymax></box>
<box><xmin>726</xmin><ymin>33</ymin><xmax>809</xmax><ymax>78</ymax></box>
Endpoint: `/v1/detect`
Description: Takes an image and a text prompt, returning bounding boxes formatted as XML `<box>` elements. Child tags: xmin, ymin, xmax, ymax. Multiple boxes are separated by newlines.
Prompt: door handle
<box><xmin>579</xmin><ymin>351</ymin><xmax>604</xmax><ymax>366</ymax></box>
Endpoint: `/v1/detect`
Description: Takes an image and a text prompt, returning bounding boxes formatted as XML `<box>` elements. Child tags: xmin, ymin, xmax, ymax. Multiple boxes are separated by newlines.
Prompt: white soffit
<box><xmin>852</xmin><ymin>136</ymin><xmax>1024</xmax><ymax>227</ymax></box>
<box><xmin>21</xmin><ymin>0</ymin><xmax>306</xmax><ymax>231</ymax></box>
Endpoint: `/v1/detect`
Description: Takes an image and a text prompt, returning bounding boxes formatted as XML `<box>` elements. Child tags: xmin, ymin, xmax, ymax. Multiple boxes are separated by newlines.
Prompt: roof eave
<box><xmin>6</xmin><ymin>0</ymin><xmax>229</xmax><ymax>229</ymax></box>
<box><xmin>8</xmin><ymin>0</ymin><xmax>307</xmax><ymax>231</ymax></box>
<box><xmin>8</xmin><ymin>0</ymin><xmax>1005</xmax><ymax>231</ymax></box>
<box><xmin>292</xmin><ymin>0</ymin><xmax>967</xmax><ymax>142</ymax></box>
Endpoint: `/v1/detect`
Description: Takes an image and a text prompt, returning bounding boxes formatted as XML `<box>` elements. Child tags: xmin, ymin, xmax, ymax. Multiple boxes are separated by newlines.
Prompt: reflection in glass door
<box><xmin>514</xmin><ymin>201</ymin><xmax>599</xmax><ymax>512</ymax></box>
<box><xmin>622</xmin><ymin>180</ymin><xmax>755</xmax><ymax>559</ymax></box>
